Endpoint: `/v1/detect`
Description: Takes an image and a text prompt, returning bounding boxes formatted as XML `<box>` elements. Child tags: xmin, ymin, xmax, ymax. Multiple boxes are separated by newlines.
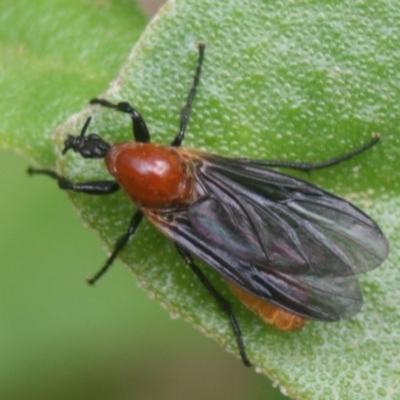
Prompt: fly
<box><xmin>28</xmin><ymin>43</ymin><xmax>389</xmax><ymax>366</ymax></box>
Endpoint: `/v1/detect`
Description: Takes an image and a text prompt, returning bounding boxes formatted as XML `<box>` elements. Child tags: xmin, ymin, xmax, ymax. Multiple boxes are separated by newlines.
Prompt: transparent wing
<box><xmin>148</xmin><ymin>153</ymin><xmax>388</xmax><ymax>321</ymax></box>
<box><xmin>195</xmin><ymin>154</ymin><xmax>388</xmax><ymax>277</ymax></box>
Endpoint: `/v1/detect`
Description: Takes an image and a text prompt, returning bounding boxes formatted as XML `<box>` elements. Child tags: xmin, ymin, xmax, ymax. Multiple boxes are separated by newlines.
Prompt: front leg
<box><xmin>90</xmin><ymin>98</ymin><xmax>151</xmax><ymax>143</ymax></box>
<box><xmin>27</xmin><ymin>168</ymin><xmax>120</xmax><ymax>195</ymax></box>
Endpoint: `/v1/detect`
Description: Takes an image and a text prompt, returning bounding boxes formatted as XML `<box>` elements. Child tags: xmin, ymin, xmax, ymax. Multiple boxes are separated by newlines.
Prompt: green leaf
<box><xmin>3</xmin><ymin>1</ymin><xmax>400</xmax><ymax>399</ymax></box>
<box><xmin>0</xmin><ymin>0</ymin><xmax>147</xmax><ymax>165</ymax></box>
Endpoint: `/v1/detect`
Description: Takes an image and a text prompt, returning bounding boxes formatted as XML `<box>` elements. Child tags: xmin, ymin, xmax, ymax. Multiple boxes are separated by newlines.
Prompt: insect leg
<box><xmin>175</xmin><ymin>244</ymin><xmax>251</xmax><ymax>367</ymax></box>
<box><xmin>27</xmin><ymin>168</ymin><xmax>120</xmax><ymax>195</ymax></box>
<box><xmin>252</xmin><ymin>135</ymin><xmax>380</xmax><ymax>172</ymax></box>
<box><xmin>90</xmin><ymin>98</ymin><xmax>150</xmax><ymax>143</ymax></box>
<box><xmin>87</xmin><ymin>211</ymin><xmax>144</xmax><ymax>284</ymax></box>
<box><xmin>170</xmin><ymin>43</ymin><xmax>206</xmax><ymax>147</ymax></box>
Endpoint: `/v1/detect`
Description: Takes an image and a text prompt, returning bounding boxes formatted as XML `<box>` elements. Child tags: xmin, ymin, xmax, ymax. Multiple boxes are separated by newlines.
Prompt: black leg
<box><xmin>27</xmin><ymin>168</ymin><xmax>120</xmax><ymax>195</ymax></box>
<box><xmin>87</xmin><ymin>211</ymin><xmax>144</xmax><ymax>284</ymax></box>
<box><xmin>175</xmin><ymin>245</ymin><xmax>251</xmax><ymax>367</ymax></box>
<box><xmin>252</xmin><ymin>135</ymin><xmax>380</xmax><ymax>172</ymax></box>
<box><xmin>28</xmin><ymin>168</ymin><xmax>142</xmax><ymax>284</ymax></box>
<box><xmin>90</xmin><ymin>98</ymin><xmax>150</xmax><ymax>143</ymax></box>
<box><xmin>170</xmin><ymin>43</ymin><xmax>206</xmax><ymax>147</ymax></box>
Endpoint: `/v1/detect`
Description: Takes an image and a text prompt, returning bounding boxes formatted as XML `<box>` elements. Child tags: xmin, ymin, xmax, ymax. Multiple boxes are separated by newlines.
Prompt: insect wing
<box><xmin>196</xmin><ymin>154</ymin><xmax>389</xmax><ymax>277</ymax></box>
<box><xmin>150</xmin><ymin>152</ymin><xmax>388</xmax><ymax>321</ymax></box>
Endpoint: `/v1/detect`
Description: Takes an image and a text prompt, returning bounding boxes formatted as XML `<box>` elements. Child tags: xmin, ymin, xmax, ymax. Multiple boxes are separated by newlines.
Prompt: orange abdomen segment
<box><xmin>228</xmin><ymin>282</ymin><xmax>306</xmax><ymax>331</ymax></box>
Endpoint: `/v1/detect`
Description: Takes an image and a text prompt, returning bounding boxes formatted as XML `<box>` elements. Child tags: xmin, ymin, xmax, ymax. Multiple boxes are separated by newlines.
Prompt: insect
<box><xmin>29</xmin><ymin>43</ymin><xmax>389</xmax><ymax>366</ymax></box>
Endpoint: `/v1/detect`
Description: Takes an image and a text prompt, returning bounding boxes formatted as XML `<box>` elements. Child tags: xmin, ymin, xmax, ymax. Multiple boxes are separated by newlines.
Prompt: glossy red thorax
<box><xmin>105</xmin><ymin>142</ymin><xmax>195</xmax><ymax>209</ymax></box>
